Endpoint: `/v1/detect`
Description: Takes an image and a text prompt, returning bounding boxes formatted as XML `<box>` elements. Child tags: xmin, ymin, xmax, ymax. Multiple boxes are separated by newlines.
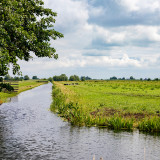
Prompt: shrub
<box><xmin>0</xmin><ymin>83</ymin><xmax>14</xmax><ymax>92</ymax></box>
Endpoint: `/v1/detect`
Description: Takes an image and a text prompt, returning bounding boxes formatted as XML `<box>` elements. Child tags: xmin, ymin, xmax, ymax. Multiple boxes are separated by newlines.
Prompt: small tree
<box><xmin>60</xmin><ymin>74</ymin><xmax>68</xmax><ymax>81</ymax></box>
<box><xmin>13</xmin><ymin>76</ymin><xmax>20</xmax><ymax>81</ymax></box>
<box><xmin>81</xmin><ymin>76</ymin><xmax>86</xmax><ymax>81</ymax></box>
<box><xmin>85</xmin><ymin>76</ymin><xmax>92</xmax><ymax>80</ymax></box>
<box><xmin>53</xmin><ymin>76</ymin><xmax>57</xmax><ymax>81</ymax></box>
<box><xmin>130</xmin><ymin>76</ymin><xmax>134</xmax><ymax>80</ymax></box>
<box><xmin>4</xmin><ymin>75</ymin><xmax>11</xmax><ymax>80</ymax></box>
<box><xmin>20</xmin><ymin>77</ymin><xmax>24</xmax><ymax>80</ymax></box>
<box><xmin>24</xmin><ymin>75</ymin><xmax>30</xmax><ymax>80</ymax></box>
<box><xmin>53</xmin><ymin>74</ymin><xmax>68</xmax><ymax>81</ymax></box>
<box><xmin>32</xmin><ymin>76</ymin><xmax>38</xmax><ymax>80</ymax></box>
<box><xmin>110</xmin><ymin>76</ymin><xmax>117</xmax><ymax>80</ymax></box>
<box><xmin>69</xmin><ymin>75</ymin><xmax>79</xmax><ymax>81</ymax></box>
<box><xmin>48</xmin><ymin>77</ymin><xmax>53</xmax><ymax>82</ymax></box>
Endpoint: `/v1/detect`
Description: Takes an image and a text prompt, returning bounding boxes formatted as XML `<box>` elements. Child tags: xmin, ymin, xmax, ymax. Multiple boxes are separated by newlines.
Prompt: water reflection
<box><xmin>0</xmin><ymin>83</ymin><xmax>160</xmax><ymax>160</ymax></box>
<box><xmin>9</xmin><ymin>96</ymin><xmax>19</xmax><ymax>103</ymax></box>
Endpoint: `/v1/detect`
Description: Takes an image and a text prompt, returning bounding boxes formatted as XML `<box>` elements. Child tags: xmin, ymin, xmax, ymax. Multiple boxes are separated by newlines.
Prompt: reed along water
<box><xmin>0</xmin><ymin>83</ymin><xmax>160</xmax><ymax>160</ymax></box>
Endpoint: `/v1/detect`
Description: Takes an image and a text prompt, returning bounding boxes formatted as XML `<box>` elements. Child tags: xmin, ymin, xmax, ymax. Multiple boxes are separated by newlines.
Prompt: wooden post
<box><xmin>100</xmin><ymin>158</ymin><xmax>103</xmax><ymax>160</ymax></box>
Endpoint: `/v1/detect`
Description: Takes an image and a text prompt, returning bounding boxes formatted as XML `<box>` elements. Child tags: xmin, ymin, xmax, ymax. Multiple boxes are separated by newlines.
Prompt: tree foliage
<box><xmin>85</xmin><ymin>76</ymin><xmax>92</xmax><ymax>80</ymax></box>
<box><xmin>0</xmin><ymin>0</ymin><xmax>63</xmax><ymax>76</ymax></box>
<box><xmin>80</xmin><ymin>76</ymin><xmax>92</xmax><ymax>81</ymax></box>
<box><xmin>48</xmin><ymin>77</ymin><xmax>53</xmax><ymax>82</ymax></box>
<box><xmin>110</xmin><ymin>76</ymin><xmax>117</xmax><ymax>80</ymax></box>
<box><xmin>32</xmin><ymin>76</ymin><xmax>38</xmax><ymax>79</ymax></box>
<box><xmin>81</xmin><ymin>76</ymin><xmax>85</xmax><ymax>81</ymax></box>
<box><xmin>53</xmin><ymin>74</ymin><xmax>68</xmax><ymax>81</ymax></box>
<box><xmin>130</xmin><ymin>76</ymin><xmax>134</xmax><ymax>80</ymax></box>
<box><xmin>0</xmin><ymin>83</ymin><xmax>14</xmax><ymax>92</ymax></box>
<box><xmin>4</xmin><ymin>74</ymin><xmax>11</xmax><ymax>80</ymax></box>
<box><xmin>3</xmin><ymin>74</ymin><xmax>23</xmax><ymax>81</ymax></box>
<box><xmin>69</xmin><ymin>75</ymin><xmax>80</xmax><ymax>81</ymax></box>
<box><xmin>24</xmin><ymin>75</ymin><xmax>30</xmax><ymax>80</ymax></box>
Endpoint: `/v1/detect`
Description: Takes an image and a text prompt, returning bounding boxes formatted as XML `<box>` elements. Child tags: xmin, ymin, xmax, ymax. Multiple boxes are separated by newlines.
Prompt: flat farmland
<box><xmin>0</xmin><ymin>80</ymin><xmax>48</xmax><ymax>103</ymax></box>
<box><xmin>51</xmin><ymin>80</ymin><xmax>160</xmax><ymax>132</ymax></box>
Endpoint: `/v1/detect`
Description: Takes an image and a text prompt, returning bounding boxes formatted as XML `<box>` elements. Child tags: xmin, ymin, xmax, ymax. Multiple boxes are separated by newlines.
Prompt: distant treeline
<box><xmin>1</xmin><ymin>74</ymin><xmax>159</xmax><ymax>83</ymax></box>
<box><xmin>48</xmin><ymin>74</ymin><xmax>92</xmax><ymax>82</ymax></box>
<box><xmin>0</xmin><ymin>75</ymin><xmax>39</xmax><ymax>82</ymax></box>
<box><xmin>109</xmin><ymin>76</ymin><xmax>159</xmax><ymax>81</ymax></box>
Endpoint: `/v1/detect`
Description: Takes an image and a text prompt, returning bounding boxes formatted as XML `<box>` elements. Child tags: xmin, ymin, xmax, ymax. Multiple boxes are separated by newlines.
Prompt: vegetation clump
<box><xmin>0</xmin><ymin>83</ymin><xmax>14</xmax><ymax>92</ymax></box>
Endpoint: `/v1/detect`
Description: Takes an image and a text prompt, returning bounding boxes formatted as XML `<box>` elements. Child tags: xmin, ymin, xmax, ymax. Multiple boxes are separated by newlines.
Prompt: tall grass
<box><xmin>138</xmin><ymin>117</ymin><xmax>160</xmax><ymax>132</ymax></box>
<box><xmin>51</xmin><ymin>83</ymin><xmax>134</xmax><ymax>130</ymax></box>
<box><xmin>106</xmin><ymin>116</ymin><xmax>133</xmax><ymax>130</ymax></box>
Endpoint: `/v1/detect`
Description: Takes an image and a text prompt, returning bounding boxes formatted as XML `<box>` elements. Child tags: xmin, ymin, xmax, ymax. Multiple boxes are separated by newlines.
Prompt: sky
<box><xmin>18</xmin><ymin>0</ymin><xmax>160</xmax><ymax>79</ymax></box>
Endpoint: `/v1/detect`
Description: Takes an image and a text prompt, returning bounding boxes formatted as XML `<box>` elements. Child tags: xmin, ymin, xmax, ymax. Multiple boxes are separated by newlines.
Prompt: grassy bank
<box><xmin>0</xmin><ymin>80</ymin><xmax>48</xmax><ymax>104</ymax></box>
<box><xmin>51</xmin><ymin>80</ymin><xmax>160</xmax><ymax>132</ymax></box>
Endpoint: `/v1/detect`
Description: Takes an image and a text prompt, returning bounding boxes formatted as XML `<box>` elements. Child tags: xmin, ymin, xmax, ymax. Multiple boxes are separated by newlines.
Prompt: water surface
<box><xmin>0</xmin><ymin>83</ymin><xmax>160</xmax><ymax>160</ymax></box>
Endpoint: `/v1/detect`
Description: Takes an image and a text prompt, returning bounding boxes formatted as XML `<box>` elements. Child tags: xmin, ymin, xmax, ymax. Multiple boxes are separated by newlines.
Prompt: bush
<box><xmin>53</xmin><ymin>74</ymin><xmax>68</xmax><ymax>81</ymax></box>
<box><xmin>24</xmin><ymin>75</ymin><xmax>30</xmax><ymax>80</ymax></box>
<box><xmin>69</xmin><ymin>75</ymin><xmax>79</xmax><ymax>81</ymax></box>
<box><xmin>0</xmin><ymin>83</ymin><xmax>14</xmax><ymax>92</ymax></box>
<box><xmin>48</xmin><ymin>77</ymin><xmax>53</xmax><ymax>82</ymax></box>
<box><xmin>0</xmin><ymin>77</ymin><xmax>3</xmax><ymax>82</ymax></box>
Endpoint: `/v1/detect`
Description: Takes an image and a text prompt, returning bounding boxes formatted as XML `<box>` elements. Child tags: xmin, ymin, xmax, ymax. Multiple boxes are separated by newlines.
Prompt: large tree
<box><xmin>0</xmin><ymin>0</ymin><xmax>63</xmax><ymax>76</ymax></box>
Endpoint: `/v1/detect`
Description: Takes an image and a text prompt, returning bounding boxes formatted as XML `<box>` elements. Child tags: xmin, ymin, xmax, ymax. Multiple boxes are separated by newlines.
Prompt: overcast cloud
<box><xmin>18</xmin><ymin>0</ymin><xmax>160</xmax><ymax>79</ymax></box>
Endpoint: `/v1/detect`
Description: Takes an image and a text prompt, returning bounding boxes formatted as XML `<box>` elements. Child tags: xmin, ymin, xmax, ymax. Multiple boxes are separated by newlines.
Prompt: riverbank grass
<box><xmin>0</xmin><ymin>80</ymin><xmax>48</xmax><ymax>103</ymax></box>
<box><xmin>51</xmin><ymin>80</ymin><xmax>160</xmax><ymax>132</ymax></box>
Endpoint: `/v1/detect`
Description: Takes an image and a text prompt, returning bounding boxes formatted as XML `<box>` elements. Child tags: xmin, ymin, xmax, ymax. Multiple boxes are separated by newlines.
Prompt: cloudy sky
<box><xmin>19</xmin><ymin>0</ymin><xmax>160</xmax><ymax>79</ymax></box>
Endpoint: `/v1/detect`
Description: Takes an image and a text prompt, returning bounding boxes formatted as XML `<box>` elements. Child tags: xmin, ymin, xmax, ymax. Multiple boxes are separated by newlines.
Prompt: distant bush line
<box><xmin>52</xmin><ymin>74</ymin><xmax>92</xmax><ymax>81</ymax></box>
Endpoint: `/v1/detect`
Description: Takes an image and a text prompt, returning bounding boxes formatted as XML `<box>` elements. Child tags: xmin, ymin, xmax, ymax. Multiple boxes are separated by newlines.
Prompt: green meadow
<box><xmin>51</xmin><ymin>80</ymin><xmax>160</xmax><ymax>132</ymax></box>
<box><xmin>0</xmin><ymin>80</ymin><xmax>48</xmax><ymax>103</ymax></box>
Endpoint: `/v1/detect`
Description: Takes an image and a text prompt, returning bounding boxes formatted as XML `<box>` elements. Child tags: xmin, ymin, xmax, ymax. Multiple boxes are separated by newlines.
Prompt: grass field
<box><xmin>51</xmin><ymin>80</ymin><xmax>160</xmax><ymax>132</ymax></box>
<box><xmin>0</xmin><ymin>80</ymin><xmax>48</xmax><ymax>104</ymax></box>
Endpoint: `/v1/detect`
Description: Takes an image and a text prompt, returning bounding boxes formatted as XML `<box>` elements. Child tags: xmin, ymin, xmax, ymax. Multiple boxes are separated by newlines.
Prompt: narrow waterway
<box><xmin>0</xmin><ymin>83</ymin><xmax>160</xmax><ymax>160</ymax></box>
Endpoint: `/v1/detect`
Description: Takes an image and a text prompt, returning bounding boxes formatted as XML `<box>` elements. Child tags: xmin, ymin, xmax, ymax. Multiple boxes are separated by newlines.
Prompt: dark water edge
<box><xmin>0</xmin><ymin>83</ymin><xmax>160</xmax><ymax>160</ymax></box>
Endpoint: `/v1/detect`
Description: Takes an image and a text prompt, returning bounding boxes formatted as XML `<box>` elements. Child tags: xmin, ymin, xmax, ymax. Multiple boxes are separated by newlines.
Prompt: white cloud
<box><xmin>120</xmin><ymin>0</ymin><xmax>160</xmax><ymax>12</ymax></box>
<box><xmin>44</xmin><ymin>0</ymin><xmax>160</xmax><ymax>53</ymax></box>
<box><xmin>44</xmin><ymin>0</ymin><xmax>89</xmax><ymax>32</ymax></box>
<box><xmin>19</xmin><ymin>52</ymin><xmax>160</xmax><ymax>71</ymax></box>
<box><xmin>88</xmin><ymin>5</ymin><xmax>104</xmax><ymax>17</ymax></box>
<box><xmin>16</xmin><ymin>0</ymin><xmax>160</xmax><ymax>78</ymax></box>
<box><xmin>93</xmin><ymin>25</ymin><xmax>160</xmax><ymax>45</ymax></box>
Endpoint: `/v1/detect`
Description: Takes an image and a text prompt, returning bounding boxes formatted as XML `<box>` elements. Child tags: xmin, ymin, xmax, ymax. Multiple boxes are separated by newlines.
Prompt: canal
<box><xmin>0</xmin><ymin>83</ymin><xmax>160</xmax><ymax>160</ymax></box>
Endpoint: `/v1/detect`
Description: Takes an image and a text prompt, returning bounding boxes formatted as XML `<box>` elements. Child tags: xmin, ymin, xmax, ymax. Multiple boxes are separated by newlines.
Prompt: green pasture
<box><xmin>51</xmin><ymin>80</ymin><xmax>160</xmax><ymax>132</ymax></box>
<box><xmin>0</xmin><ymin>80</ymin><xmax>48</xmax><ymax>103</ymax></box>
